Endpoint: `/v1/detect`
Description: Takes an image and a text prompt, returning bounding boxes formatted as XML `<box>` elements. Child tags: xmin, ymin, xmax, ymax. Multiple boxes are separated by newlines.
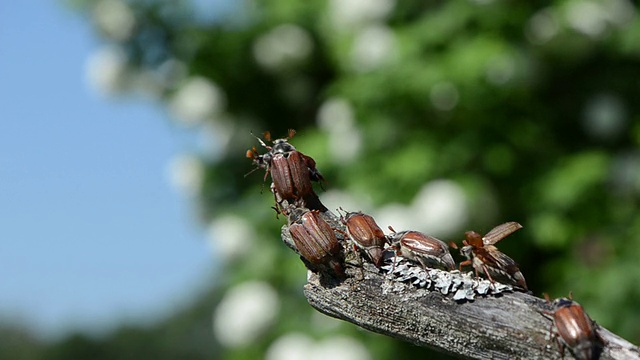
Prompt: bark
<box><xmin>281</xmin><ymin>216</ymin><xmax>640</xmax><ymax>360</ymax></box>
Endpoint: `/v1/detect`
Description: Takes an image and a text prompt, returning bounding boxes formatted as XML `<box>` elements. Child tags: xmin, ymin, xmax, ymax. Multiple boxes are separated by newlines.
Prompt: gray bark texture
<box><xmin>280</xmin><ymin>213</ymin><xmax>640</xmax><ymax>360</ymax></box>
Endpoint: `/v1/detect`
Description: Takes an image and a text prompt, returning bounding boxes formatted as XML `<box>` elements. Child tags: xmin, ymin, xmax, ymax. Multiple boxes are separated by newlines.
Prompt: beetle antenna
<box><xmin>244</xmin><ymin>166</ymin><xmax>261</xmax><ymax>178</ymax></box>
<box><xmin>250</xmin><ymin>131</ymin><xmax>271</xmax><ymax>149</ymax></box>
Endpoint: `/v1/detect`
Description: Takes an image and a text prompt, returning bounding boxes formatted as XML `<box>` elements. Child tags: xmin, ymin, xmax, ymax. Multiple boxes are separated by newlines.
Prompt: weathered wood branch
<box><xmin>281</xmin><ymin>214</ymin><xmax>640</xmax><ymax>360</ymax></box>
<box><xmin>302</xmin><ymin>266</ymin><xmax>639</xmax><ymax>359</ymax></box>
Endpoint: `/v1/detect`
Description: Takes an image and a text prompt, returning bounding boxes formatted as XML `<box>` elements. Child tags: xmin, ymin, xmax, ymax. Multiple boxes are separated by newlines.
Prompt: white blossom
<box><xmin>374</xmin><ymin>203</ymin><xmax>416</xmax><ymax>235</ymax></box>
<box><xmin>265</xmin><ymin>333</ymin><xmax>315</xmax><ymax>360</ymax></box>
<box><xmin>317</xmin><ymin>98</ymin><xmax>362</xmax><ymax>163</ymax></box>
<box><xmin>525</xmin><ymin>9</ymin><xmax>559</xmax><ymax>45</ymax></box>
<box><xmin>319</xmin><ymin>190</ymin><xmax>370</xmax><ymax>217</ymax></box>
<box><xmin>317</xmin><ymin>98</ymin><xmax>355</xmax><ymax>132</ymax></box>
<box><xmin>266</xmin><ymin>334</ymin><xmax>371</xmax><ymax>360</ymax></box>
<box><xmin>253</xmin><ymin>24</ymin><xmax>313</xmax><ymax>71</ymax></box>
<box><xmin>169</xmin><ymin>77</ymin><xmax>226</xmax><ymax>126</ymax></box>
<box><xmin>311</xmin><ymin>336</ymin><xmax>371</xmax><ymax>360</ymax></box>
<box><xmin>213</xmin><ymin>281</ymin><xmax>280</xmax><ymax>347</ymax></box>
<box><xmin>566</xmin><ymin>1</ymin><xmax>608</xmax><ymax>38</ymax></box>
<box><xmin>602</xmin><ymin>0</ymin><xmax>636</xmax><ymax>27</ymax></box>
<box><xmin>84</xmin><ymin>46</ymin><xmax>129</xmax><ymax>96</ymax></box>
<box><xmin>350</xmin><ymin>25</ymin><xmax>395</xmax><ymax>72</ymax></box>
<box><xmin>328</xmin><ymin>0</ymin><xmax>395</xmax><ymax>30</ymax></box>
<box><xmin>207</xmin><ymin>215</ymin><xmax>255</xmax><ymax>262</ymax></box>
<box><xmin>411</xmin><ymin>180</ymin><xmax>468</xmax><ymax>237</ymax></box>
<box><xmin>166</xmin><ymin>154</ymin><xmax>204</xmax><ymax>197</ymax></box>
<box><xmin>93</xmin><ymin>0</ymin><xmax>136</xmax><ymax>41</ymax></box>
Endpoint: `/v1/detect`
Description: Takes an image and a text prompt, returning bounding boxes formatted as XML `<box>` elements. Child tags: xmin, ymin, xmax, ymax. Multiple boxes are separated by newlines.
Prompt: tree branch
<box><xmin>281</xmin><ymin>212</ymin><xmax>640</xmax><ymax>360</ymax></box>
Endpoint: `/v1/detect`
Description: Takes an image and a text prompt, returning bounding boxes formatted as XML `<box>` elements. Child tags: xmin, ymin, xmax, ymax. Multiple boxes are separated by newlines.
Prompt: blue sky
<box><xmin>0</xmin><ymin>2</ymin><xmax>214</xmax><ymax>338</ymax></box>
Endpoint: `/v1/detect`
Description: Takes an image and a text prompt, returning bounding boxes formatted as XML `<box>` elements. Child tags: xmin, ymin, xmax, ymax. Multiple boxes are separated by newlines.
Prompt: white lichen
<box><xmin>381</xmin><ymin>257</ymin><xmax>513</xmax><ymax>301</ymax></box>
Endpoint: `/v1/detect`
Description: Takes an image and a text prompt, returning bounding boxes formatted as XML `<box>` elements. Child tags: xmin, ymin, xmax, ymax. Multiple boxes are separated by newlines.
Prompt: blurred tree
<box><xmin>45</xmin><ymin>0</ymin><xmax>640</xmax><ymax>357</ymax></box>
<box><xmin>1</xmin><ymin>290</ymin><xmax>219</xmax><ymax>359</ymax></box>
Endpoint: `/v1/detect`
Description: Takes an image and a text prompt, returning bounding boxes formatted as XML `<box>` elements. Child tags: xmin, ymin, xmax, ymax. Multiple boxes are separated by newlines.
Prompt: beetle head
<box><xmin>385</xmin><ymin>226</ymin><xmax>401</xmax><ymax>246</ymax></box>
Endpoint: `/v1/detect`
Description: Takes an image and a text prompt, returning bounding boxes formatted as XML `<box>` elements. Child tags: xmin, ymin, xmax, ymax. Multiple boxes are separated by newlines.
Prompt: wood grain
<box><xmin>280</xmin><ymin>210</ymin><xmax>640</xmax><ymax>360</ymax></box>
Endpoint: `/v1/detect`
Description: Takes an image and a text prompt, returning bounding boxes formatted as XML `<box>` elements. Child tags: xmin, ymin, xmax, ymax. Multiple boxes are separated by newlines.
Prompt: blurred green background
<box><xmin>5</xmin><ymin>0</ymin><xmax>640</xmax><ymax>358</ymax></box>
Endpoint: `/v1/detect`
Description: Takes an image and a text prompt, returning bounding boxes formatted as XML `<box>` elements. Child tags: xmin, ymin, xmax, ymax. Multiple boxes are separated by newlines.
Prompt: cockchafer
<box><xmin>387</xmin><ymin>227</ymin><xmax>456</xmax><ymax>271</ymax></box>
<box><xmin>246</xmin><ymin>129</ymin><xmax>324</xmax><ymax>184</ymax></box>
<box><xmin>542</xmin><ymin>292</ymin><xmax>602</xmax><ymax>360</ymax></box>
<box><xmin>288</xmin><ymin>208</ymin><xmax>344</xmax><ymax>278</ymax></box>
<box><xmin>337</xmin><ymin>209</ymin><xmax>387</xmax><ymax>267</ymax></box>
<box><xmin>246</xmin><ymin>130</ymin><xmax>326</xmax><ymax>212</ymax></box>
<box><xmin>452</xmin><ymin>221</ymin><xmax>528</xmax><ymax>290</ymax></box>
<box><xmin>269</xmin><ymin>150</ymin><xmax>313</xmax><ymax>203</ymax></box>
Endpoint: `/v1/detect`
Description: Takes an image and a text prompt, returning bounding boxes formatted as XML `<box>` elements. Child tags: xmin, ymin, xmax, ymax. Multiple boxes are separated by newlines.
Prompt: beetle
<box><xmin>246</xmin><ymin>129</ymin><xmax>324</xmax><ymax>184</ymax></box>
<box><xmin>288</xmin><ymin>209</ymin><xmax>344</xmax><ymax>278</ymax></box>
<box><xmin>542</xmin><ymin>292</ymin><xmax>602</xmax><ymax>360</ymax></box>
<box><xmin>245</xmin><ymin>129</ymin><xmax>297</xmax><ymax>183</ymax></box>
<box><xmin>269</xmin><ymin>151</ymin><xmax>314</xmax><ymax>203</ymax></box>
<box><xmin>453</xmin><ymin>221</ymin><xmax>528</xmax><ymax>290</ymax></box>
<box><xmin>246</xmin><ymin>130</ymin><xmax>326</xmax><ymax>212</ymax></box>
<box><xmin>338</xmin><ymin>209</ymin><xmax>387</xmax><ymax>267</ymax></box>
<box><xmin>263</xmin><ymin>130</ymin><xmax>324</xmax><ymax>184</ymax></box>
<box><xmin>387</xmin><ymin>227</ymin><xmax>455</xmax><ymax>271</ymax></box>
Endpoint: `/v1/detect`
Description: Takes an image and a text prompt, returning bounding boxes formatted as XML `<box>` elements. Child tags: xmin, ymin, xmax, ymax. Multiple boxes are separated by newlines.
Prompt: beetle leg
<box><xmin>459</xmin><ymin>259</ymin><xmax>472</xmax><ymax>272</ymax></box>
<box><xmin>352</xmin><ymin>246</ymin><xmax>366</xmax><ymax>280</ymax></box>
<box><xmin>351</xmin><ymin>243</ymin><xmax>363</xmax><ymax>267</ymax></box>
<box><xmin>262</xmin><ymin>163</ymin><xmax>271</xmax><ymax>183</ymax></box>
<box><xmin>417</xmin><ymin>257</ymin><xmax>428</xmax><ymax>272</ymax></box>
<box><xmin>548</xmin><ymin>322</ymin><xmax>565</xmax><ymax>357</ymax></box>
<box><xmin>481</xmin><ymin>264</ymin><xmax>496</xmax><ymax>288</ymax></box>
<box><xmin>389</xmin><ymin>251</ymin><xmax>400</xmax><ymax>276</ymax></box>
<box><xmin>334</xmin><ymin>228</ymin><xmax>348</xmax><ymax>238</ymax></box>
<box><xmin>554</xmin><ymin>332</ymin><xmax>565</xmax><ymax>359</ymax></box>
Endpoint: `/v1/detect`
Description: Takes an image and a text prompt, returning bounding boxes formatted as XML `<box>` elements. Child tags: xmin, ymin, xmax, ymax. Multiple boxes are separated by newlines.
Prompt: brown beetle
<box><xmin>387</xmin><ymin>227</ymin><xmax>455</xmax><ymax>271</ymax></box>
<box><xmin>269</xmin><ymin>151</ymin><xmax>314</xmax><ymax>202</ymax></box>
<box><xmin>288</xmin><ymin>209</ymin><xmax>344</xmax><ymax>277</ymax></box>
<box><xmin>247</xmin><ymin>129</ymin><xmax>324</xmax><ymax>184</ymax></box>
<box><xmin>543</xmin><ymin>293</ymin><xmax>602</xmax><ymax>360</ymax></box>
<box><xmin>454</xmin><ymin>222</ymin><xmax>528</xmax><ymax>290</ymax></box>
<box><xmin>246</xmin><ymin>130</ymin><xmax>326</xmax><ymax>212</ymax></box>
<box><xmin>338</xmin><ymin>209</ymin><xmax>387</xmax><ymax>267</ymax></box>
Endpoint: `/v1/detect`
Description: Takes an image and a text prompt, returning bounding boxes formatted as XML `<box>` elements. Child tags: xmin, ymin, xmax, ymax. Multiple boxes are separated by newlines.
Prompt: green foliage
<box><xmin>20</xmin><ymin>0</ymin><xmax>640</xmax><ymax>357</ymax></box>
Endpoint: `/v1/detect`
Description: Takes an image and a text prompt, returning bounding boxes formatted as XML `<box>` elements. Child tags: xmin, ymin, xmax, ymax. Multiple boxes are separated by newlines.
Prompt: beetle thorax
<box><xmin>272</xmin><ymin>139</ymin><xmax>296</xmax><ymax>154</ymax></box>
<box><xmin>553</xmin><ymin>298</ymin><xmax>574</xmax><ymax>309</ymax></box>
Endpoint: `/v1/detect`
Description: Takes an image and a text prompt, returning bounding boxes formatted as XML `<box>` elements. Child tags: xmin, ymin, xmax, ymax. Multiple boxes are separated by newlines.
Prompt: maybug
<box><xmin>246</xmin><ymin>129</ymin><xmax>324</xmax><ymax>184</ymax></box>
<box><xmin>387</xmin><ymin>227</ymin><xmax>455</xmax><ymax>271</ymax></box>
<box><xmin>338</xmin><ymin>209</ymin><xmax>387</xmax><ymax>267</ymax></box>
<box><xmin>246</xmin><ymin>130</ymin><xmax>326</xmax><ymax>212</ymax></box>
<box><xmin>288</xmin><ymin>209</ymin><xmax>344</xmax><ymax>278</ymax></box>
<box><xmin>542</xmin><ymin>293</ymin><xmax>602</xmax><ymax>360</ymax></box>
<box><xmin>454</xmin><ymin>221</ymin><xmax>528</xmax><ymax>290</ymax></box>
<box><xmin>269</xmin><ymin>151</ymin><xmax>314</xmax><ymax>202</ymax></box>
